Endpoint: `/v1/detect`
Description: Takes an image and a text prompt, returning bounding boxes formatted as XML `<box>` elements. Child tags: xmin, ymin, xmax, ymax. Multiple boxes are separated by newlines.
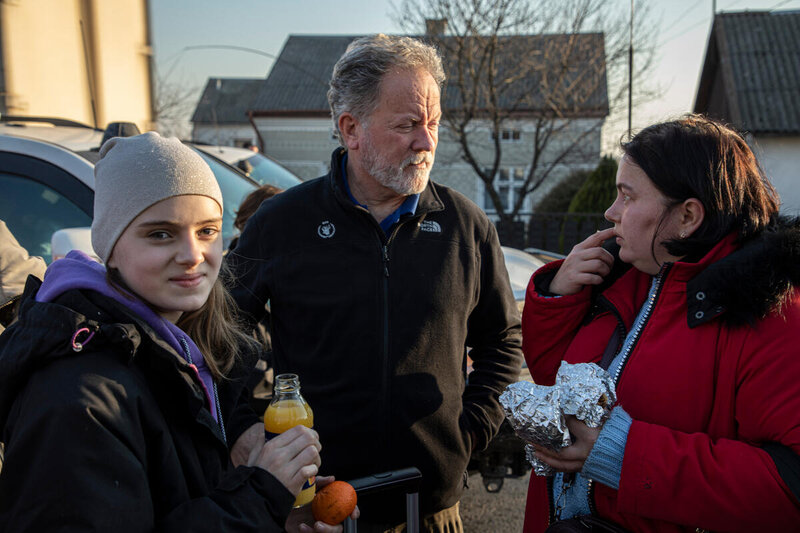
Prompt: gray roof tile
<box><xmin>696</xmin><ymin>10</ymin><xmax>800</xmax><ymax>133</ymax></box>
<box><xmin>251</xmin><ymin>36</ymin><xmax>355</xmax><ymax>112</ymax></box>
<box><xmin>191</xmin><ymin>78</ymin><xmax>263</xmax><ymax>124</ymax></box>
<box><xmin>251</xmin><ymin>33</ymin><xmax>608</xmax><ymax>116</ymax></box>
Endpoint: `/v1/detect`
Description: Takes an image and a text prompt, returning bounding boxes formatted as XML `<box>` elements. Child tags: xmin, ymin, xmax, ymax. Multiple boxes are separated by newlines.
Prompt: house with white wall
<box><xmin>192</xmin><ymin>31</ymin><xmax>608</xmax><ymax>227</ymax></box>
<box><xmin>191</xmin><ymin>78</ymin><xmax>262</xmax><ymax>147</ymax></box>
<box><xmin>247</xmin><ymin>33</ymin><xmax>607</xmax><ymax>222</ymax></box>
<box><xmin>694</xmin><ymin>10</ymin><xmax>800</xmax><ymax>214</ymax></box>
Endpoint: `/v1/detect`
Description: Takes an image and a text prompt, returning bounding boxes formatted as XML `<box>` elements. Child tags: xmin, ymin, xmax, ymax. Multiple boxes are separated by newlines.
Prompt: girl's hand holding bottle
<box><xmin>247</xmin><ymin>424</ymin><xmax>321</xmax><ymax>496</ymax></box>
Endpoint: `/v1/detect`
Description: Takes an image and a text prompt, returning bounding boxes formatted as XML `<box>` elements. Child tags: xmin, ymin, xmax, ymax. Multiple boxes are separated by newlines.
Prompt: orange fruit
<box><xmin>311</xmin><ymin>480</ymin><xmax>357</xmax><ymax>525</ymax></box>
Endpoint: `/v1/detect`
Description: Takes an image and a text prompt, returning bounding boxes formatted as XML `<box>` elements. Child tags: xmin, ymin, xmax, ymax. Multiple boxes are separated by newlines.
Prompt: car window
<box><xmin>502</xmin><ymin>247</ymin><xmax>545</xmax><ymax>301</ymax></box>
<box><xmin>244</xmin><ymin>154</ymin><xmax>302</xmax><ymax>190</ymax></box>
<box><xmin>0</xmin><ymin>173</ymin><xmax>92</xmax><ymax>263</ymax></box>
<box><xmin>193</xmin><ymin>149</ymin><xmax>257</xmax><ymax>249</ymax></box>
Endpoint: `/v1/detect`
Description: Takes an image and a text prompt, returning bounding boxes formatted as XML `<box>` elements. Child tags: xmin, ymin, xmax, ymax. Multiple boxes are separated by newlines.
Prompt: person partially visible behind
<box><xmin>0</xmin><ymin>219</ymin><xmax>46</xmax><ymax>334</ymax></box>
<box><xmin>229</xmin><ymin>184</ymin><xmax>283</xmax><ymax>253</ymax></box>
<box><xmin>522</xmin><ymin>115</ymin><xmax>800</xmax><ymax>532</ymax></box>
<box><xmin>229</xmin><ymin>184</ymin><xmax>284</xmax><ymax>411</ymax></box>
<box><xmin>237</xmin><ymin>158</ymin><xmax>255</xmax><ymax>177</ymax></box>
<box><xmin>0</xmin><ymin>219</ymin><xmax>47</xmax><ymax>472</ymax></box>
<box><xmin>0</xmin><ymin>132</ymin><xmax>346</xmax><ymax>532</ymax></box>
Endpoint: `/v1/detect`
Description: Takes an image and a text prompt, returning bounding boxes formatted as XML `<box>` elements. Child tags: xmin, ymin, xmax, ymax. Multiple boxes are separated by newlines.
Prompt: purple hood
<box><xmin>36</xmin><ymin>250</ymin><xmax>218</xmax><ymax>421</ymax></box>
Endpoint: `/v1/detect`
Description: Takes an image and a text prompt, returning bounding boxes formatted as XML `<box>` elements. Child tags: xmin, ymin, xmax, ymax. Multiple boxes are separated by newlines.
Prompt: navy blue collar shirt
<box><xmin>340</xmin><ymin>153</ymin><xmax>420</xmax><ymax>234</ymax></box>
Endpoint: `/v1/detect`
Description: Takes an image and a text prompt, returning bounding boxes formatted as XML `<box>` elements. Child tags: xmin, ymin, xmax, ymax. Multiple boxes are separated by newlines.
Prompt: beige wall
<box><xmin>0</xmin><ymin>0</ymin><xmax>154</xmax><ymax>131</ymax></box>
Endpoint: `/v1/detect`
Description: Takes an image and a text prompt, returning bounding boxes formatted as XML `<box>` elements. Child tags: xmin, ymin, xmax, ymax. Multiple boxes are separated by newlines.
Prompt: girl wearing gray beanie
<box><xmin>0</xmin><ymin>132</ymin><xmax>346</xmax><ymax>532</ymax></box>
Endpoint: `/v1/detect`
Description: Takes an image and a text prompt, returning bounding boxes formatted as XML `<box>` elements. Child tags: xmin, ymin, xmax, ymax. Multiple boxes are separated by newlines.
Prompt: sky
<box><xmin>150</xmin><ymin>0</ymin><xmax>800</xmax><ymax>153</ymax></box>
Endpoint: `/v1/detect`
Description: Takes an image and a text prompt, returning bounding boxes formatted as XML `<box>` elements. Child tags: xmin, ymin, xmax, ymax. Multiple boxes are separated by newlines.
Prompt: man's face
<box><xmin>358</xmin><ymin>68</ymin><xmax>441</xmax><ymax>195</ymax></box>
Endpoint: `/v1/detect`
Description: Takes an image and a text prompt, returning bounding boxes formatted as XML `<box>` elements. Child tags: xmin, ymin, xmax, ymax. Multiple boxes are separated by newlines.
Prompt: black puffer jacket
<box><xmin>0</xmin><ymin>279</ymin><xmax>293</xmax><ymax>532</ymax></box>
<box><xmin>228</xmin><ymin>148</ymin><xmax>523</xmax><ymax>520</ymax></box>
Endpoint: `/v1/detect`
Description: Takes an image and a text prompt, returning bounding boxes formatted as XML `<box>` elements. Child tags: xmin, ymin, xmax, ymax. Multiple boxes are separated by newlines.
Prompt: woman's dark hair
<box><xmin>233</xmin><ymin>184</ymin><xmax>283</xmax><ymax>232</ymax></box>
<box><xmin>622</xmin><ymin>114</ymin><xmax>780</xmax><ymax>259</ymax></box>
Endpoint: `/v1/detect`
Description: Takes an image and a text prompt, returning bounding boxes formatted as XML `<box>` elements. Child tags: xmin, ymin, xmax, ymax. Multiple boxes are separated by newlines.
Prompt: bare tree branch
<box><xmin>153</xmin><ymin>68</ymin><xmax>200</xmax><ymax>139</ymax></box>
<box><xmin>393</xmin><ymin>0</ymin><xmax>659</xmax><ymax>224</ymax></box>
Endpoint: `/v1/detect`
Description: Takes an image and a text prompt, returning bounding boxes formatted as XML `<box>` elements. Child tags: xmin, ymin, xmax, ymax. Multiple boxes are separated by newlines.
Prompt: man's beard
<box><xmin>362</xmin><ymin>136</ymin><xmax>434</xmax><ymax>195</ymax></box>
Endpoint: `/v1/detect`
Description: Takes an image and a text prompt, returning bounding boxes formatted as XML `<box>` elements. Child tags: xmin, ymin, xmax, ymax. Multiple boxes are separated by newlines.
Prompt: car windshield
<box><xmin>193</xmin><ymin>149</ymin><xmax>256</xmax><ymax>248</ymax></box>
<box><xmin>244</xmin><ymin>154</ymin><xmax>302</xmax><ymax>189</ymax></box>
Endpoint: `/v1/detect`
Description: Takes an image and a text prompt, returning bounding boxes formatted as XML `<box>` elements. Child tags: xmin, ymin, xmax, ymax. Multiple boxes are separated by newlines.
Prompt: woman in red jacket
<box><xmin>522</xmin><ymin>115</ymin><xmax>800</xmax><ymax>532</ymax></box>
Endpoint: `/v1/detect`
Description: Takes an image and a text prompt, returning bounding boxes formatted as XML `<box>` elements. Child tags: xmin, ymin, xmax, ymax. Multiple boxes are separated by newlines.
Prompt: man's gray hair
<box><xmin>327</xmin><ymin>34</ymin><xmax>446</xmax><ymax>145</ymax></box>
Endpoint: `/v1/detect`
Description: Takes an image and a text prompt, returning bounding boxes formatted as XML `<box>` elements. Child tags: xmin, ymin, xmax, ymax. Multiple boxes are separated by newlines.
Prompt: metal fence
<box><xmin>496</xmin><ymin>213</ymin><xmax>610</xmax><ymax>254</ymax></box>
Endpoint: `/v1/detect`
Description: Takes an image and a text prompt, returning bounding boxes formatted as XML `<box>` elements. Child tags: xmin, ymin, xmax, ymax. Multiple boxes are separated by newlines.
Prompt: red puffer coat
<box><xmin>522</xmin><ymin>226</ymin><xmax>800</xmax><ymax>533</ymax></box>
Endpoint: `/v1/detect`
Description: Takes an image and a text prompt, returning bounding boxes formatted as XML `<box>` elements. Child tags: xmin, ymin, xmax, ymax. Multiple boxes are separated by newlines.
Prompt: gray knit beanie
<box><xmin>91</xmin><ymin>131</ymin><xmax>223</xmax><ymax>262</ymax></box>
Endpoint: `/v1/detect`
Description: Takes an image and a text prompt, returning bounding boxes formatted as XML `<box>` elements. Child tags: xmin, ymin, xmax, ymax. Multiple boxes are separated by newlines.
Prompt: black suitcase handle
<box><xmin>344</xmin><ymin>467</ymin><xmax>422</xmax><ymax>533</ymax></box>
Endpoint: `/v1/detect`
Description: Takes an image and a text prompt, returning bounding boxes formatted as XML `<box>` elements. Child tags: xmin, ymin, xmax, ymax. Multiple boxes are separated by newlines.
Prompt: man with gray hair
<box><xmin>229</xmin><ymin>34</ymin><xmax>522</xmax><ymax>532</ymax></box>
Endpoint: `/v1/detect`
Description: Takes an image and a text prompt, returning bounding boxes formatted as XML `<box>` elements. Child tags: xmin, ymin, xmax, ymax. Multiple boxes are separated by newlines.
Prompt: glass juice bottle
<box><xmin>264</xmin><ymin>373</ymin><xmax>315</xmax><ymax>507</ymax></box>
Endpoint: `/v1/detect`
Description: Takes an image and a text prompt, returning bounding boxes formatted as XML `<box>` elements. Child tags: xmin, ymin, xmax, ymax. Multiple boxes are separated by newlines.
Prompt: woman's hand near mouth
<box><xmin>550</xmin><ymin>227</ymin><xmax>617</xmax><ymax>295</ymax></box>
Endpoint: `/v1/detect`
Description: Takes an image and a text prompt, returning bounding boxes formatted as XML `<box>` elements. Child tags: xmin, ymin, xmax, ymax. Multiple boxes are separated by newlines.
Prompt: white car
<box><xmin>0</xmin><ymin>119</ymin><xmax>259</xmax><ymax>262</ymax></box>
<box><xmin>192</xmin><ymin>144</ymin><xmax>302</xmax><ymax>190</ymax></box>
<box><xmin>502</xmin><ymin>246</ymin><xmax>546</xmax><ymax>304</ymax></box>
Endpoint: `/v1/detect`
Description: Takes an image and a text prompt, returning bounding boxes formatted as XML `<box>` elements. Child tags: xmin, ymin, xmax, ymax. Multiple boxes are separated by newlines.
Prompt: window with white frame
<box><xmin>482</xmin><ymin>167</ymin><xmax>529</xmax><ymax>213</ymax></box>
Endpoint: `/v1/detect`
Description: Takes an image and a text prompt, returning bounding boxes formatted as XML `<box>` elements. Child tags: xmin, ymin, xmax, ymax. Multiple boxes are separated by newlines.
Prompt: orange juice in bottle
<box><xmin>264</xmin><ymin>373</ymin><xmax>315</xmax><ymax>507</ymax></box>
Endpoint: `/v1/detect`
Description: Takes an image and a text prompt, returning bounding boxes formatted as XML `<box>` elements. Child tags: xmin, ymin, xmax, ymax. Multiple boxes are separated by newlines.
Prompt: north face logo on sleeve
<box><xmin>419</xmin><ymin>220</ymin><xmax>442</xmax><ymax>233</ymax></box>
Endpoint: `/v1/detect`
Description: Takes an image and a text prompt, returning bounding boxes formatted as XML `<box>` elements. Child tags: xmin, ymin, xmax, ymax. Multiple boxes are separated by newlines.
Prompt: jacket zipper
<box><xmin>586</xmin><ymin>263</ymin><xmax>672</xmax><ymax>515</ymax></box>
<box><xmin>376</xmin><ymin>222</ymin><xmax>404</xmax><ymax>470</ymax></box>
<box><xmin>611</xmin><ymin>264</ymin><xmax>671</xmax><ymax>384</ymax></box>
<box><xmin>352</xmin><ymin>199</ymin><xmax>430</xmax><ymax>470</ymax></box>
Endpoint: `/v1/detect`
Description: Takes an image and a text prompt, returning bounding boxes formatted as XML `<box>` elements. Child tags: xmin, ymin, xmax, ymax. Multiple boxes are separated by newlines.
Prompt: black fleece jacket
<box><xmin>228</xmin><ymin>148</ymin><xmax>523</xmax><ymax>519</ymax></box>
<box><xmin>0</xmin><ymin>279</ymin><xmax>293</xmax><ymax>532</ymax></box>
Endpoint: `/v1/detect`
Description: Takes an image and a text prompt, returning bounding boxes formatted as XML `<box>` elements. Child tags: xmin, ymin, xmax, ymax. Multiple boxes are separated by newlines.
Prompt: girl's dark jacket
<box><xmin>0</xmin><ymin>278</ymin><xmax>293</xmax><ymax>532</ymax></box>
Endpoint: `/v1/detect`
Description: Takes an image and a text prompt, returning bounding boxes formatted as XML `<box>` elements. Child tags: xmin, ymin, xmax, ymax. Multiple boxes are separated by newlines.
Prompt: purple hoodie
<box><xmin>36</xmin><ymin>250</ymin><xmax>219</xmax><ymax>421</ymax></box>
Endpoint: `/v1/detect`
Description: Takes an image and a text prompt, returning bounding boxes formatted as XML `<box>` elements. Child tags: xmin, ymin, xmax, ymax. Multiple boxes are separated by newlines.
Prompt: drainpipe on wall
<box><xmin>143</xmin><ymin>0</ymin><xmax>157</xmax><ymax>131</ymax></box>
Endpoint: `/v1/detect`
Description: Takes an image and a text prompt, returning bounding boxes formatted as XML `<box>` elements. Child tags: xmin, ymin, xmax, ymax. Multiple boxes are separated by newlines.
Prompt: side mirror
<box><xmin>51</xmin><ymin>227</ymin><xmax>100</xmax><ymax>263</ymax></box>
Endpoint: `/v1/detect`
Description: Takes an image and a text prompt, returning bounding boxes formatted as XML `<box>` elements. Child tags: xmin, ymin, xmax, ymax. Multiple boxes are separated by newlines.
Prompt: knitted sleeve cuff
<box><xmin>582</xmin><ymin>406</ymin><xmax>632</xmax><ymax>490</ymax></box>
<box><xmin>533</xmin><ymin>267</ymin><xmax>561</xmax><ymax>297</ymax></box>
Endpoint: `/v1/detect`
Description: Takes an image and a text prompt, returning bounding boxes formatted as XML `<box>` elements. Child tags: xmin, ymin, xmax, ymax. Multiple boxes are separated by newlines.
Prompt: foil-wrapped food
<box><xmin>500</xmin><ymin>361</ymin><xmax>617</xmax><ymax>476</ymax></box>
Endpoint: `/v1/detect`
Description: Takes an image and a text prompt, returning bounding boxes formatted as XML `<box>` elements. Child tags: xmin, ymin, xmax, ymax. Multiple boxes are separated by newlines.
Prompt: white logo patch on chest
<box><xmin>317</xmin><ymin>221</ymin><xmax>336</xmax><ymax>238</ymax></box>
<box><xmin>419</xmin><ymin>220</ymin><xmax>442</xmax><ymax>233</ymax></box>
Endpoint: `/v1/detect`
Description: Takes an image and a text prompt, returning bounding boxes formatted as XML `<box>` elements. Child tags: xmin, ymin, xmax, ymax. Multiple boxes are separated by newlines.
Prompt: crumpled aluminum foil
<box><xmin>555</xmin><ymin>361</ymin><xmax>617</xmax><ymax>428</ymax></box>
<box><xmin>500</xmin><ymin>381</ymin><xmax>568</xmax><ymax>476</ymax></box>
<box><xmin>499</xmin><ymin>361</ymin><xmax>617</xmax><ymax>476</ymax></box>
<box><xmin>524</xmin><ymin>443</ymin><xmax>551</xmax><ymax>476</ymax></box>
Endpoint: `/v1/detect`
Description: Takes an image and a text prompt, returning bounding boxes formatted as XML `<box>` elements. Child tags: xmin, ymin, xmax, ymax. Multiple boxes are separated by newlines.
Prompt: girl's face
<box><xmin>107</xmin><ymin>195</ymin><xmax>223</xmax><ymax>323</ymax></box>
<box><xmin>605</xmin><ymin>156</ymin><xmax>684</xmax><ymax>275</ymax></box>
